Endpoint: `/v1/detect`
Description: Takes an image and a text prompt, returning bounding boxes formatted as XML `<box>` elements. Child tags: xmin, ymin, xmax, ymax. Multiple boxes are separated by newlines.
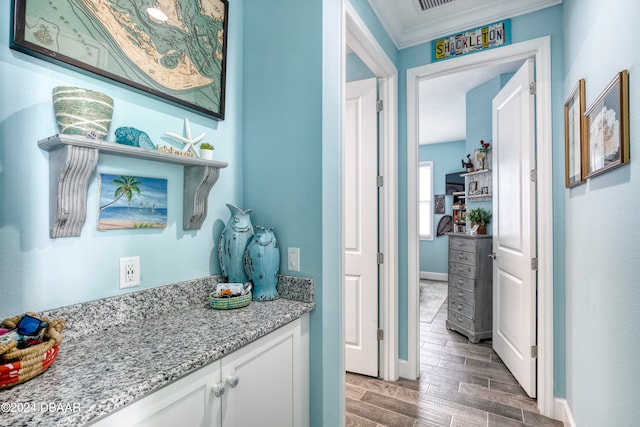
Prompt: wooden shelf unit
<box><xmin>38</xmin><ymin>134</ymin><xmax>228</xmax><ymax>238</ymax></box>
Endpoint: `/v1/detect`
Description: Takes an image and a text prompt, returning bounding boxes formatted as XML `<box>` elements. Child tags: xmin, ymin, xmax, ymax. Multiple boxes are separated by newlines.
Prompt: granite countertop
<box><xmin>0</xmin><ymin>275</ymin><xmax>314</xmax><ymax>426</ymax></box>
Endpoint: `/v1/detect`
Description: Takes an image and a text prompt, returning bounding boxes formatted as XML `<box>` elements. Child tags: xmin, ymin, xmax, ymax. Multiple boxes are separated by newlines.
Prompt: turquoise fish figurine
<box><xmin>115</xmin><ymin>127</ymin><xmax>156</xmax><ymax>150</ymax></box>
<box><xmin>244</xmin><ymin>226</ymin><xmax>280</xmax><ymax>301</ymax></box>
<box><xmin>218</xmin><ymin>204</ymin><xmax>254</xmax><ymax>283</ymax></box>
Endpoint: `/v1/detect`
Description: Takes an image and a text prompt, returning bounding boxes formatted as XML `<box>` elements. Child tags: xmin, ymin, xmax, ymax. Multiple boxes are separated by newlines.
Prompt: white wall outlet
<box><xmin>120</xmin><ymin>256</ymin><xmax>140</xmax><ymax>289</ymax></box>
<box><xmin>287</xmin><ymin>248</ymin><xmax>300</xmax><ymax>272</ymax></box>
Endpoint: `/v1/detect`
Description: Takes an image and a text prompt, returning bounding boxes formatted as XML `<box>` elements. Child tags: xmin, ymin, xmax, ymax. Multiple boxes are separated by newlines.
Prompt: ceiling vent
<box><xmin>414</xmin><ymin>0</ymin><xmax>457</xmax><ymax>12</ymax></box>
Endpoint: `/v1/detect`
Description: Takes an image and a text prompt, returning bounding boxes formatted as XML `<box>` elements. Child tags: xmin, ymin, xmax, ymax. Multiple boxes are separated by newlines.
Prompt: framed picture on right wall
<box><xmin>584</xmin><ymin>70</ymin><xmax>630</xmax><ymax>178</ymax></box>
<box><xmin>564</xmin><ymin>78</ymin><xmax>586</xmax><ymax>187</ymax></box>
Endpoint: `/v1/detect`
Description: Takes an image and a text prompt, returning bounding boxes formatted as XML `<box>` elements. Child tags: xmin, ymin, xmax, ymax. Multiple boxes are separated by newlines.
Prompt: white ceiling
<box><xmin>360</xmin><ymin>0</ymin><xmax>561</xmax><ymax>145</ymax></box>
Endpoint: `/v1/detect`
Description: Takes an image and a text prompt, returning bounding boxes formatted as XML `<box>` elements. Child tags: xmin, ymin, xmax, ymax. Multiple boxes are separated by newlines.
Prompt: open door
<box><xmin>491</xmin><ymin>59</ymin><xmax>537</xmax><ymax>397</ymax></box>
<box><xmin>344</xmin><ymin>78</ymin><xmax>379</xmax><ymax>377</ymax></box>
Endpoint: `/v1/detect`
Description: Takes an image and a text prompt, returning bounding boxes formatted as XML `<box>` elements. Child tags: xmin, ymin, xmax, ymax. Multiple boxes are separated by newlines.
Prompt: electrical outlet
<box><xmin>120</xmin><ymin>256</ymin><xmax>140</xmax><ymax>289</ymax></box>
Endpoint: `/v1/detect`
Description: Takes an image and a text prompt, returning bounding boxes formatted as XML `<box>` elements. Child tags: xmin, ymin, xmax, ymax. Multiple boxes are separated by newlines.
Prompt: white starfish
<box><xmin>165</xmin><ymin>118</ymin><xmax>205</xmax><ymax>157</ymax></box>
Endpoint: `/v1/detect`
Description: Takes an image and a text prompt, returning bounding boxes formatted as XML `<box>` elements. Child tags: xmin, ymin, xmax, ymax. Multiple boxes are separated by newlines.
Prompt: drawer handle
<box><xmin>457</xmin><ymin>304</ymin><xmax>462</xmax><ymax>310</ymax></box>
<box><xmin>458</xmin><ymin>291</ymin><xmax>463</xmax><ymax>297</ymax></box>
<box><xmin>458</xmin><ymin>279</ymin><xmax>463</xmax><ymax>285</ymax></box>
<box><xmin>212</xmin><ymin>383</ymin><xmax>226</xmax><ymax>398</ymax></box>
<box><xmin>457</xmin><ymin>315</ymin><xmax>463</xmax><ymax>322</ymax></box>
<box><xmin>227</xmin><ymin>375</ymin><xmax>240</xmax><ymax>388</ymax></box>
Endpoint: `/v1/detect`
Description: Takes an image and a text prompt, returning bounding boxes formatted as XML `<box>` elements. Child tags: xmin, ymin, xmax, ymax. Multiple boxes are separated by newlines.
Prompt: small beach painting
<box><xmin>98</xmin><ymin>174</ymin><xmax>168</xmax><ymax>230</ymax></box>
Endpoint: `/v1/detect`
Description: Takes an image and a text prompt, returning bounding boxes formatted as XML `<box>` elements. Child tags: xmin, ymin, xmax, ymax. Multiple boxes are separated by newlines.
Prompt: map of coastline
<box><xmin>24</xmin><ymin>0</ymin><xmax>226</xmax><ymax>113</ymax></box>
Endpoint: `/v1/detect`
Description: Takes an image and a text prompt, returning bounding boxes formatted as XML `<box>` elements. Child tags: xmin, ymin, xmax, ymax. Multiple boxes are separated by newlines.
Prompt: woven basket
<box><xmin>209</xmin><ymin>292</ymin><xmax>252</xmax><ymax>310</ymax></box>
<box><xmin>0</xmin><ymin>313</ymin><xmax>65</xmax><ymax>389</ymax></box>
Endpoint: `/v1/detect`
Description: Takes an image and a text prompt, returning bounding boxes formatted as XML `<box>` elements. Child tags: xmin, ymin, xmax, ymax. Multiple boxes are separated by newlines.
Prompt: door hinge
<box><xmin>376</xmin><ymin>99</ymin><xmax>384</xmax><ymax>112</ymax></box>
<box><xmin>530</xmin><ymin>169</ymin><xmax>537</xmax><ymax>182</ymax></box>
<box><xmin>531</xmin><ymin>257</ymin><xmax>538</xmax><ymax>270</ymax></box>
<box><xmin>377</xmin><ymin>329</ymin><xmax>384</xmax><ymax>341</ymax></box>
<box><xmin>377</xmin><ymin>176</ymin><xmax>384</xmax><ymax>187</ymax></box>
<box><xmin>529</xmin><ymin>82</ymin><xmax>536</xmax><ymax>95</ymax></box>
<box><xmin>377</xmin><ymin>252</ymin><xmax>384</xmax><ymax>264</ymax></box>
<box><xmin>531</xmin><ymin>345</ymin><xmax>538</xmax><ymax>358</ymax></box>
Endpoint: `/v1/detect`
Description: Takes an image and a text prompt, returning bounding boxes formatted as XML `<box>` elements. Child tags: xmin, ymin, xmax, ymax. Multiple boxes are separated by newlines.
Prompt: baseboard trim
<box><xmin>554</xmin><ymin>398</ymin><xmax>576</xmax><ymax>426</ymax></box>
<box><xmin>419</xmin><ymin>271</ymin><xmax>448</xmax><ymax>281</ymax></box>
<box><xmin>398</xmin><ymin>358</ymin><xmax>415</xmax><ymax>380</ymax></box>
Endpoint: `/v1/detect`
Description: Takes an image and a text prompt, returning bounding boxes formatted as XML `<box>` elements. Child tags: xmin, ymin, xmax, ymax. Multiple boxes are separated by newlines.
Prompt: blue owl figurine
<box><xmin>218</xmin><ymin>204</ymin><xmax>254</xmax><ymax>283</ymax></box>
<box><xmin>244</xmin><ymin>226</ymin><xmax>280</xmax><ymax>301</ymax></box>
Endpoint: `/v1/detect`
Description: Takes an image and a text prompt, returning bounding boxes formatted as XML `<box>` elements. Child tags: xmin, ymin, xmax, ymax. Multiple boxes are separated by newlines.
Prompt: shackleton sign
<box><xmin>433</xmin><ymin>20</ymin><xmax>511</xmax><ymax>61</ymax></box>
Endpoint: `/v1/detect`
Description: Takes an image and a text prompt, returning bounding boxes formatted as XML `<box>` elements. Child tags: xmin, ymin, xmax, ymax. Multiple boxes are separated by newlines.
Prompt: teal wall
<box><xmin>346</xmin><ymin>53</ymin><xmax>375</xmax><ymax>81</ymax></box>
<box><xmin>563</xmin><ymin>0</ymin><xmax>640</xmax><ymax>424</ymax></box>
<box><xmin>243</xmin><ymin>0</ymin><xmax>335</xmax><ymax>425</ymax></box>
<box><xmin>397</xmin><ymin>6</ymin><xmax>566</xmax><ymax>394</ymax></box>
<box><xmin>418</xmin><ymin>141</ymin><xmax>465</xmax><ymax>273</ymax></box>
<box><xmin>0</xmin><ymin>1</ymin><xmax>244</xmax><ymax>317</ymax></box>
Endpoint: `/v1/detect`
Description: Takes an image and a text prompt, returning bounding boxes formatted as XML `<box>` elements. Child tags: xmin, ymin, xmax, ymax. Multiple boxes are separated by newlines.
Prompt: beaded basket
<box><xmin>209</xmin><ymin>292</ymin><xmax>252</xmax><ymax>310</ymax></box>
<box><xmin>0</xmin><ymin>313</ymin><xmax>65</xmax><ymax>389</ymax></box>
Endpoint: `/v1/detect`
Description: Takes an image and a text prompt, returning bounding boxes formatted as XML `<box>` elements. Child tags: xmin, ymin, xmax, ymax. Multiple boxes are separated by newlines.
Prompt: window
<box><xmin>419</xmin><ymin>161</ymin><xmax>433</xmax><ymax>240</ymax></box>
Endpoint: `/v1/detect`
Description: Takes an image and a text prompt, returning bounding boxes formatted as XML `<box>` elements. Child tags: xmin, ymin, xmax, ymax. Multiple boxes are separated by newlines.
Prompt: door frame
<box><xmin>406</xmin><ymin>36</ymin><xmax>554</xmax><ymax>417</ymax></box>
<box><xmin>345</xmin><ymin>2</ymin><xmax>399</xmax><ymax>381</ymax></box>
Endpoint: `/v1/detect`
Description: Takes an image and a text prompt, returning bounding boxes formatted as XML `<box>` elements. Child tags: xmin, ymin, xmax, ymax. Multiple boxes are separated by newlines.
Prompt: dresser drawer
<box><xmin>448</xmin><ymin>309</ymin><xmax>473</xmax><ymax>331</ymax></box>
<box><xmin>449</xmin><ymin>249</ymin><xmax>475</xmax><ymax>266</ymax></box>
<box><xmin>448</xmin><ymin>284</ymin><xmax>475</xmax><ymax>305</ymax></box>
<box><xmin>448</xmin><ymin>273</ymin><xmax>475</xmax><ymax>292</ymax></box>
<box><xmin>449</xmin><ymin>297</ymin><xmax>474</xmax><ymax>319</ymax></box>
<box><xmin>449</xmin><ymin>237</ymin><xmax>476</xmax><ymax>252</ymax></box>
<box><xmin>449</xmin><ymin>261</ymin><xmax>476</xmax><ymax>280</ymax></box>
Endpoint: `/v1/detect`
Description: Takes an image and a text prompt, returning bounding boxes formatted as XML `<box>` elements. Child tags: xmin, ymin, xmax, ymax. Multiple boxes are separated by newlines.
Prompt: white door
<box><xmin>344</xmin><ymin>78</ymin><xmax>379</xmax><ymax>377</ymax></box>
<box><xmin>491</xmin><ymin>59</ymin><xmax>537</xmax><ymax>397</ymax></box>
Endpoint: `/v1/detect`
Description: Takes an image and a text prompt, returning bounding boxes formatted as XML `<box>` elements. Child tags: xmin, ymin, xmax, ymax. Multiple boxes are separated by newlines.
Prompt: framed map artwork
<box><xmin>11</xmin><ymin>0</ymin><xmax>229</xmax><ymax>120</ymax></box>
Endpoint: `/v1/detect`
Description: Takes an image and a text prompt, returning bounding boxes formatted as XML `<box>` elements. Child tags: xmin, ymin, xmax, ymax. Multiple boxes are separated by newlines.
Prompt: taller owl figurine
<box><xmin>218</xmin><ymin>204</ymin><xmax>254</xmax><ymax>283</ymax></box>
<box><xmin>244</xmin><ymin>226</ymin><xmax>280</xmax><ymax>301</ymax></box>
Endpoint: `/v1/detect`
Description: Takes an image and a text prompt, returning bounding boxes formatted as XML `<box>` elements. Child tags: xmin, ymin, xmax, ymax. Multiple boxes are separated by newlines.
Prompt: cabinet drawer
<box><xmin>449</xmin><ymin>237</ymin><xmax>476</xmax><ymax>252</ymax></box>
<box><xmin>449</xmin><ymin>297</ymin><xmax>474</xmax><ymax>319</ymax></box>
<box><xmin>448</xmin><ymin>284</ymin><xmax>475</xmax><ymax>305</ymax></box>
<box><xmin>449</xmin><ymin>249</ymin><xmax>475</xmax><ymax>266</ymax></box>
<box><xmin>448</xmin><ymin>309</ymin><xmax>474</xmax><ymax>331</ymax></box>
<box><xmin>448</xmin><ymin>273</ymin><xmax>475</xmax><ymax>292</ymax></box>
<box><xmin>449</xmin><ymin>261</ymin><xmax>476</xmax><ymax>280</ymax></box>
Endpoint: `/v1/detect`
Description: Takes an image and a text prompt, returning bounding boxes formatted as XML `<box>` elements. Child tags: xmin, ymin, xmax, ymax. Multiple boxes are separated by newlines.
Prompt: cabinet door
<box><xmin>91</xmin><ymin>361</ymin><xmax>222</xmax><ymax>427</ymax></box>
<box><xmin>221</xmin><ymin>319</ymin><xmax>303</xmax><ymax>427</ymax></box>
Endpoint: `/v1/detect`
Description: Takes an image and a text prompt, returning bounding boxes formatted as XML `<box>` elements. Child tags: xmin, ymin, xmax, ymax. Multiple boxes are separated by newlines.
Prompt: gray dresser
<box><xmin>446</xmin><ymin>233</ymin><xmax>493</xmax><ymax>343</ymax></box>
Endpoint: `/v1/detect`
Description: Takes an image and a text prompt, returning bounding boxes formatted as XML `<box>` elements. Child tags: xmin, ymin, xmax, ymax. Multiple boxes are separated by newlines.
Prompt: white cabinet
<box><xmin>92</xmin><ymin>317</ymin><xmax>308</xmax><ymax>427</ymax></box>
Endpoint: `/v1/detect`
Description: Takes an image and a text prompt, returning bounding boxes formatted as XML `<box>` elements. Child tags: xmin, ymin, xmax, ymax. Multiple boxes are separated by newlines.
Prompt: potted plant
<box><xmin>199</xmin><ymin>142</ymin><xmax>215</xmax><ymax>160</ymax></box>
<box><xmin>466</xmin><ymin>207</ymin><xmax>492</xmax><ymax>234</ymax></box>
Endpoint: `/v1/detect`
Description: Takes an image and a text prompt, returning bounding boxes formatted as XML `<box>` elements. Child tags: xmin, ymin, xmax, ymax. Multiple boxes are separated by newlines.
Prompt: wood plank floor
<box><xmin>345</xmin><ymin>295</ymin><xmax>563</xmax><ymax>427</ymax></box>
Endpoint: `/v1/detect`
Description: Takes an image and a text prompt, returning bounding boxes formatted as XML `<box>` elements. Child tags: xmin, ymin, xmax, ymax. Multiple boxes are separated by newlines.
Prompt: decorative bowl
<box><xmin>52</xmin><ymin>86</ymin><xmax>114</xmax><ymax>140</ymax></box>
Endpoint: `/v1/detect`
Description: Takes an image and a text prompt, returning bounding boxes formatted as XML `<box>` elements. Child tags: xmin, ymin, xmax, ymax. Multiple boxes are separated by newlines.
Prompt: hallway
<box><xmin>345</xmin><ymin>288</ymin><xmax>562</xmax><ymax>426</ymax></box>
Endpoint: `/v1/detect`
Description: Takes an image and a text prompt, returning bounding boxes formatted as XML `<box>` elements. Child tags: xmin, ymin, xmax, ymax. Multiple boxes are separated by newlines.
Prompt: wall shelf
<box><xmin>38</xmin><ymin>134</ymin><xmax>228</xmax><ymax>238</ymax></box>
<box><xmin>467</xmin><ymin>193</ymin><xmax>493</xmax><ymax>201</ymax></box>
<box><xmin>461</xmin><ymin>169</ymin><xmax>491</xmax><ymax>177</ymax></box>
<box><xmin>463</xmin><ymin>169</ymin><xmax>492</xmax><ymax>203</ymax></box>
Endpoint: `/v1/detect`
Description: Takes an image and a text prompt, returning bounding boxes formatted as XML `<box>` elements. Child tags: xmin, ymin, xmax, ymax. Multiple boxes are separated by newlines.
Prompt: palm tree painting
<box><xmin>98</xmin><ymin>174</ymin><xmax>168</xmax><ymax>230</ymax></box>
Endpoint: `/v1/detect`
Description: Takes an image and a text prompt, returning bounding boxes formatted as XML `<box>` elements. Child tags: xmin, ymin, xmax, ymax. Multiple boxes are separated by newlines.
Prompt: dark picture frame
<box><xmin>434</xmin><ymin>194</ymin><xmax>445</xmax><ymax>214</ymax></box>
<box><xmin>564</xmin><ymin>79</ymin><xmax>586</xmax><ymax>187</ymax></box>
<box><xmin>11</xmin><ymin>0</ymin><xmax>228</xmax><ymax>120</ymax></box>
<box><xmin>585</xmin><ymin>70</ymin><xmax>630</xmax><ymax>178</ymax></box>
